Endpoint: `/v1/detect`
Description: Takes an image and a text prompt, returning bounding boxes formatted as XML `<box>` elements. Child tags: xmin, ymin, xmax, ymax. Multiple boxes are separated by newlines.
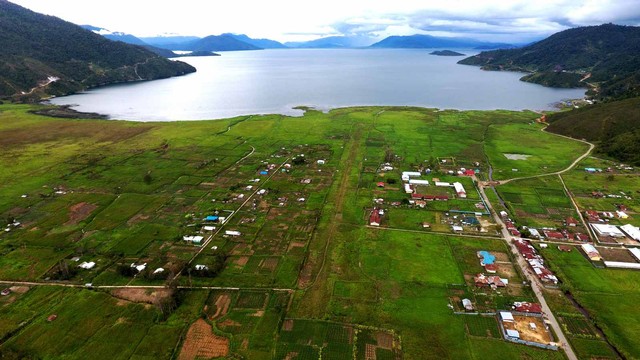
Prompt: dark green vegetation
<box><xmin>0</xmin><ymin>0</ymin><xmax>195</xmax><ymax>99</ymax></box>
<box><xmin>0</xmin><ymin>104</ymin><xmax>600</xmax><ymax>358</ymax></box>
<box><xmin>546</xmin><ymin>96</ymin><xmax>640</xmax><ymax>165</ymax></box>
<box><xmin>430</xmin><ymin>50</ymin><xmax>465</xmax><ymax>56</ymax></box>
<box><xmin>459</xmin><ymin>24</ymin><xmax>640</xmax><ymax>100</ymax></box>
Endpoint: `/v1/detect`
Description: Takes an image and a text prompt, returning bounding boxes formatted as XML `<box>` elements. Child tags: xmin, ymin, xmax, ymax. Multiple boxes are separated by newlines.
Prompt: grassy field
<box><xmin>0</xmin><ymin>103</ymin><xmax>620</xmax><ymax>359</ymax></box>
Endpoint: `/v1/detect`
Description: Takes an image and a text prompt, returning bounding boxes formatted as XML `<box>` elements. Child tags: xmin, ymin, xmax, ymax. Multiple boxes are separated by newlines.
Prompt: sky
<box><xmin>10</xmin><ymin>0</ymin><xmax>640</xmax><ymax>43</ymax></box>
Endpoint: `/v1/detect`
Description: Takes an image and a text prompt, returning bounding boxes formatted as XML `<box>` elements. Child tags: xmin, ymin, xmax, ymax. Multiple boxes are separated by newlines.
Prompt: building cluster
<box><xmin>513</xmin><ymin>239</ymin><xmax>558</xmax><ymax>285</ymax></box>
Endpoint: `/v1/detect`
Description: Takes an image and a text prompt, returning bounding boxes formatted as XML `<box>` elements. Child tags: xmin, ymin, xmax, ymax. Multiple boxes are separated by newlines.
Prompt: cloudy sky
<box><xmin>11</xmin><ymin>0</ymin><xmax>640</xmax><ymax>43</ymax></box>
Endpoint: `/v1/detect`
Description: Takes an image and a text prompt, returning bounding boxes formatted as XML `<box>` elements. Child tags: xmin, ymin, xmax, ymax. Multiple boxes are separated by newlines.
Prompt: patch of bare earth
<box><xmin>127</xmin><ymin>213</ymin><xmax>150</xmax><ymax>225</ymax></box>
<box><xmin>218</xmin><ymin>319</ymin><xmax>241</xmax><ymax>329</ymax></box>
<box><xmin>282</xmin><ymin>319</ymin><xmax>294</xmax><ymax>331</ymax></box>
<box><xmin>65</xmin><ymin>202</ymin><xmax>98</xmax><ymax>225</ymax></box>
<box><xmin>178</xmin><ymin>319</ymin><xmax>229</xmax><ymax>360</ymax></box>
<box><xmin>376</xmin><ymin>332</ymin><xmax>394</xmax><ymax>349</ymax></box>
<box><xmin>365</xmin><ymin>343</ymin><xmax>377</xmax><ymax>360</ymax></box>
<box><xmin>111</xmin><ymin>288</ymin><xmax>172</xmax><ymax>304</ymax></box>
<box><xmin>211</xmin><ymin>295</ymin><xmax>231</xmax><ymax>320</ymax></box>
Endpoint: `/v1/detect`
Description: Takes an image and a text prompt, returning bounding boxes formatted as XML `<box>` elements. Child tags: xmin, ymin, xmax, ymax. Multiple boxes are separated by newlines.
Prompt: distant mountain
<box><xmin>286</xmin><ymin>36</ymin><xmax>375</xmax><ymax>48</ymax></box>
<box><xmin>370</xmin><ymin>34</ymin><xmax>513</xmax><ymax>49</ymax></box>
<box><xmin>0</xmin><ymin>0</ymin><xmax>195</xmax><ymax>99</ymax></box>
<box><xmin>458</xmin><ymin>24</ymin><xmax>640</xmax><ymax>100</ymax></box>
<box><xmin>80</xmin><ymin>25</ymin><xmax>148</xmax><ymax>46</ymax></box>
<box><xmin>186</xmin><ymin>34</ymin><xmax>261</xmax><ymax>52</ymax></box>
<box><xmin>140</xmin><ymin>35</ymin><xmax>202</xmax><ymax>50</ymax></box>
<box><xmin>81</xmin><ymin>25</ymin><xmax>178</xmax><ymax>57</ymax></box>
<box><xmin>224</xmin><ymin>34</ymin><xmax>287</xmax><ymax>49</ymax></box>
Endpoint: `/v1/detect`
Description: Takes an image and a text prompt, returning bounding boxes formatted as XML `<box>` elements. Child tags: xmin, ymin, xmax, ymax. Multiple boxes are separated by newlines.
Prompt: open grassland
<box><xmin>0</xmin><ymin>104</ymin><xmax>612</xmax><ymax>359</ymax></box>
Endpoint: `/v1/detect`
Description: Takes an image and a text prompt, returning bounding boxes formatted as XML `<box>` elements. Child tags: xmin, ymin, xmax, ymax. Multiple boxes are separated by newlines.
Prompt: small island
<box><xmin>174</xmin><ymin>50</ymin><xmax>221</xmax><ymax>57</ymax></box>
<box><xmin>430</xmin><ymin>50</ymin><xmax>465</xmax><ymax>56</ymax></box>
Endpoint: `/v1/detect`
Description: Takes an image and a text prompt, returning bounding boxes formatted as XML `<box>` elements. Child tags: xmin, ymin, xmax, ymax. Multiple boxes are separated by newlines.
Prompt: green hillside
<box><xmin>547</xmin><ymin>97</ymin><xmax>640</xmax><ymax>165</ymax></box>
<box><xmin>0</xmin><ymin>0</ymin><xmax>195</xmax><ymax>100</ymax></box>
<box><xmin>459</xmin><ymin>24</ymin><xmax>640</xmax><ymax>100</ymax></box>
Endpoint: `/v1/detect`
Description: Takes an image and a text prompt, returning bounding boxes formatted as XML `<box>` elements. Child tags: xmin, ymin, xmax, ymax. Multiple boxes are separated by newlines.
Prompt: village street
<box><xmin>477</xmin><ymin>182</ymin><xmax>578</xmax><ymax>360</ymax></box>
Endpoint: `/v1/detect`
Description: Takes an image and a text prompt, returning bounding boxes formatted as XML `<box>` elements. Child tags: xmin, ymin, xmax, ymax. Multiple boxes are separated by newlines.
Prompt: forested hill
<box><xmin>546</xmin><ymin>97</ymin><xmax>640</xmax><ymax>165</ymax></box>
<box><xmin>458</xmin><ymin>24</ymin><xmax>640</xmax><ymax>100</ymax></box>
<box><xmin>0</xmin><ymin>0</ymin><xmax>196</xmax><ymax>100</ymax></box>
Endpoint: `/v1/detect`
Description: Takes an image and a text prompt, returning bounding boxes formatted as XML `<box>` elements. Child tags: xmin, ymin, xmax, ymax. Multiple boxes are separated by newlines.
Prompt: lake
<box><xmin>48</xmin><ymin>49</ymin><xmax>586</xmax><ymax>121</ymax></box>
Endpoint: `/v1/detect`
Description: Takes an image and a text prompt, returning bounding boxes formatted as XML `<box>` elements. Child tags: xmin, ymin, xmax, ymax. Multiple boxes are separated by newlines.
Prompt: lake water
<box><xmin>49</xmin><ymin>49</ymin><xmax>586</xmax><ymax>121</ymax></box>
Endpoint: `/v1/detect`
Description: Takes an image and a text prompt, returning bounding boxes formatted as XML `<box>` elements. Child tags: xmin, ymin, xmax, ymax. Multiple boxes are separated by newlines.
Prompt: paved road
<box><xmin>477</xmin><ymin>183</ymin><xmax>578</xmax><ymax>360</ymax></box>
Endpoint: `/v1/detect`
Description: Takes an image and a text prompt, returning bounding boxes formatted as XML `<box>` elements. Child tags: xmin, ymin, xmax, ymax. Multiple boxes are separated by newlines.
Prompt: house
<box><xmin>500</xmin><ymin>311</ymin><xmax>515</xmax><ymax>322</ymax></box>
<box><xmin>317</xmin><ymin>159</ymin><xmax>326</xmax><ymax>165</ymax></box>
<box><xmin>585</xmin><ymin>167</ymin><xmax>597</xmax><ymax>173</ymax></box>
<box><xmin>543</xmin><ymin>230</ymin><xmax>565</xmax><ymax>240</ymax></box>
<box><xmin>153</xmin><ymin>268</ymin><xmax>165</xmax><ymax>274</ymax></box>
<box><xmin>558</xmin><ymin>245</ymin><xmax>573</xmax><ymax>252</ymax></box>
<box><xmin>78</xmin><ymin>261</ymin><xmax>95</xmax><ymax>270</ymax></box>
<box><xmin>422</xmin><ymin>222</ymin><xmax>431</xmax><ymax>228</ymax></box>
<box><xmin>616</xmin><ymin>211</ymin><xmax>629</xmax><ymax>219</ymax></box>
<box><xmin>581</xmin><ymin>244</ymin><xmax>602</xmax><ymax>261</ymax></box>
<box><xmin>453</xmin><ymin>182</ymin><xmax>466</xmax><ymax>198</ymax></box>
<box><xmin>575</xmin><ymin>233</ymin><xmax>590</xmax><ymax>242</ymax></box>
<box><xmin>566</xmin><ymin>217</ymin><xmax>579</xmax><ymax>227</ymax></box>
<box><xmin>513</xmin><ymin>302</ymin><xmax>543</xmax><ymax>314</ymax></box>
<box><xmin>409</xmin><ymin>179</ymin><xmax>430</xmax><ymax>185</ymax></box>
<box><xmin>183</xmin><ymin>235</ymin><xmax>204</xmax><ymax>244</ymax></box>
<box><xmin>528</xmin><ymin>228</ymin><xmax>541</xmax><ymax>238</ymax></box>
<box><xmin>195</xmin><ymin>264</ymin><xmax>208</xmax><ymax>271</ymax></box>
<box><xmin>621</xmin><ymin>224</ymin><xmax>640</xmax><ymax>242</ymax></box>
<box><xmin>629</xmin><ymin>248</ymin><xmax>640</xmax><ymax>262</ymax></box>
<box><xmin>131</xmin><ymin>263</ymin><xmax>147</xmax><ymax>272</ymax></box>
<box><xmin>435</xmin><ymin>181</ymin><xmax>451</xmax><ymax>187</ymax></box>
<box><xmin>369</xmin><ymin>209</ymin><xmax>381</xmax><ymax>226</ymax></box>
<box><xmin>401</xmin><ymin>171</ymin><xmax>421</xmax><ymax>181</ymax></box>
<box><xmin>585</xmin><ymin>210</ymin><xmax>601</xmax><ymax>222</ymax></box>
<box><xmin>377</xmin><ymin>182</ymin><xmax>385</xmax><ymax>188</ymax></box>
<box><xmin>463</xmin><ymin>169</ymin><xmax>475</xmax><ymax>176</ymax></box>
<box><xmin>1</xmin><ymin>288</ymin><xmax>11</xmax><ymax>296</ymax></box>
<box><xmin>225</xmin><ymin>230</ymin><xmax>241</xmax><ymax>236</ymax></box>
<box><xmin>474</xmin><ymin>274</ymin><xmax>507</xmax><ymax>288</ymax></box>
<box><xmin>462</xmin><ymin>298</ymin><xmax>474</xmax><ymax>311</ymax></box>
<box><xmin>506</xmin><ymin>329</ymin><xmax>520</xmax><ymax>339</ymax></box>
<box><xmin>203</xmin><ymin>226</ymin><xmax>216</xmax><ymax>231</ymax></box>
<box><xmin>404</xmin><ymin>184</ymin><xmax>413</xmax><ymax>194</ymax></box>
<box><xmin>484</xmin><ymin>264</ymin><xmax>498</xmax><ymax>273</ymax></box>
<box><xmin>204</xmin><ymin>215</ymin><xmax>219</xmax><ymax>222</ymax></box>
<box><xmin>499</xmin><ymin>211</ymin><xmax>508</xmax><ymax>218</ymax></box>
<box><xmin>591</xmin><ymin>223</ymin><xmax>625</xmax><ymax>238</ymax></box>
<box><xmin>452</xmin><ymin>225</ymin><xmax>463</xmax><ymax>232</ymax></box>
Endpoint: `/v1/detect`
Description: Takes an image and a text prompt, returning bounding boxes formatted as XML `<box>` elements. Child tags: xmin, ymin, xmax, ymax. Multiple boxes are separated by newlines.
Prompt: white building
<box><xmin>183</xmin><ymin>235</ymin><xmax>204</xmax><ymax>244</ymax></box>
<box><xmin>620</xmin><ymin>224</ymin><xmax>640</xmax><ymax>241</ymax></box>
<box><xmin>453</xmin><ymin>182</ymin><xmax>466</xmax><ymax>198</ymax></box>
<box><xmin>591</xmin><ymin>223</ymin><xmax>625</xmax><ymax>237</ymax></box>
<box><xmin>225</xmin><ymin>230</ymin><xmax>241</xmax><ymax>236</ymax></box>
<box><xmin>78</xmin><ymin>261</ymin><xmax>95</xmax><ymax>270</ymax></box>
<box><xmin>435</xmin><ymin>181</ymin><xmax>451</xmax><ymax>187</ymax></box>
<box><xmin>404</xmin><ymin>184</ymin><xmax>413</xmax><ymax>194</ymax></box>
<box><xmin>409</xmin><ymin>179</ymin><xmax>429</xmax><ymax>185</ymax></box>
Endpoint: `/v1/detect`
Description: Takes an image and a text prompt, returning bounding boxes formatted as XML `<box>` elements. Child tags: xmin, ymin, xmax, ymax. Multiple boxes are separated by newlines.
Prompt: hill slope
<box><xmin>546</xmin><ymin>97</ymin><xmax>640</xmax><ymax>165</ymax></box>
<box><xmin>370</xmin><ymin>34</ymin><xmax>513</xmax><ymax>49</ymax></box>
<box><xmin>286</xmin><ymin>35</ymin><xmax>375</xmax><ymax>48</ymax></box>
<box><xmin>459</xmin><ymin>24</ymin><xmax>640</xmax><ymax>100</ymax></box>
<box><xmin>0</xmin><ymin>0</ymin><xmax>195</xmax><ymax>99</ymax></box>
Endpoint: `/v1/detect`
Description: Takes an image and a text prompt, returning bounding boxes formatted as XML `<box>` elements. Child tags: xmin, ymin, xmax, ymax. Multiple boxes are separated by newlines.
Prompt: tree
<box><xmin>143</xmin><ymin>172</ymin><xmax>153</xmax><ymax>184</ymax></box>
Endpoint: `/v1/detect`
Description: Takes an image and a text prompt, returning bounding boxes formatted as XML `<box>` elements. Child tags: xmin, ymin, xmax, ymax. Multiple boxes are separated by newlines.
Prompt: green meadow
<box><xmin>0</xmin><ymin>103</ymin><xmax>626</xmax><ymax>359</ymax></box>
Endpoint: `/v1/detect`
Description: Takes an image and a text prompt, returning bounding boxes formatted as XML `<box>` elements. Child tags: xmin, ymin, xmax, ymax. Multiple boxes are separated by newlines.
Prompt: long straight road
<box><xmin>476</xmin><ymin>183</ymin><xmax>578</xmax><ymax>360</ymax></box>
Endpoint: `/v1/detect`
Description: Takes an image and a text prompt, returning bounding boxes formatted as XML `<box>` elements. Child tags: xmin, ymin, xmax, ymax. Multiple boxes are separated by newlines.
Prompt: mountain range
<box><xmin>0</xmin><ymin>0</ymin><xmax>195</xmax><ymax>99</ymax></box>
<box><xmin>370</xmin><ymin>34</ymin><xmax>514</xmax><ymax>49</ymax></box>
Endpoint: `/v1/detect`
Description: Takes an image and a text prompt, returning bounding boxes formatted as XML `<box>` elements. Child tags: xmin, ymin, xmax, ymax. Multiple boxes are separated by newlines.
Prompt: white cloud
<box><xmin>9</xmin><ymin>0</ymin><xmax>640</xmax><ymax>42</ymax></box>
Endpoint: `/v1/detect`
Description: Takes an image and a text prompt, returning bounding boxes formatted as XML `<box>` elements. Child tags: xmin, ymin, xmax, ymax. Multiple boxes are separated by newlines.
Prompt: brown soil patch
<box><xmin>503</xmin><ymin>315</ymin><xmax>552</xmax><ymax>345</ymax></box>
<box><xmin>241</xmin><ymin>338</ymin><xmax>249</xmax><ymax>350</ymax></box>
<box><xmin>234</xmin><ymin>256</ymin><xmax>249</xmax><ymax>266</ymax></box>
<box><xmin>211</xmin><ymin>295</ymin><xmax>231</xmax><ymax>320</ymax></box>
<box><xmin>288</xmin><ymin>241</ymin><xmax>306</xmax><ymax>251</ymax></box>
<box><xmin>284</xmin><ymin>352</ymin><xmax>299</xmax><ymax>360</ymax></box>
<box><xmin>65</xmin><ymin>202</ymin><xmax>98</xmax><ymax>226</ymax></box>
<box><xmin>376</xmin><ymin>332</ymin><xmax>394</xmax><ymax>349</ymax></box>
<box><xmin>178</xmin><ymin>319</ymin><xmax>229</xmax><ymax>360</ymax></box>
<box><xmin>250</xmin><ymin>310</ymin><xmax>265</xmax><ymax>317</ymax></box>
<box><xmin>260</xmin><ymin>257</ymin><xmax>279</xmax><ymax>272</ymax></box>
<box><xmin>497</xmin><ymin>263</ymin><xmax>516</xmax><ymax>278</ymax></box>
<box><xmin>127</xmin><ymin>213</ymin><xmax>150</xmax><ymax>225</ymax></box>
<box><xmin>600</xmin><ymin>247</ymin><xmax>637</xmax><ymax>263</ymax></box>
<box><xmin>111</xmin><ymin>288</ymin><xmax>172</xmax><ymax>304</ymax></box>
<box><xmin>9</xmin><ymin>286</ymin><xmax>30</xmax><ymax>294</ymax></box>
<box><xmin>493</xmin><ymin>252</ymin><xmax>511</xmax><ymax>262</ymax></box>
<box><xmin>283</xmin><ymin>319</ymin><xmax>294</xmax><ymax>331</ymax></box>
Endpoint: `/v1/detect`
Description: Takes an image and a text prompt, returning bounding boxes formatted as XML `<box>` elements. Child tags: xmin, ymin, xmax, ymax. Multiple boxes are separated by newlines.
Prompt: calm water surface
<box><xmin>49</xmin><ymin>49</ymin><xmax>586</xmax><ymax>121</ymax></box>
